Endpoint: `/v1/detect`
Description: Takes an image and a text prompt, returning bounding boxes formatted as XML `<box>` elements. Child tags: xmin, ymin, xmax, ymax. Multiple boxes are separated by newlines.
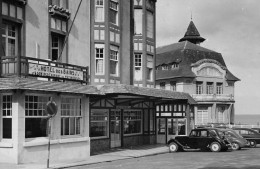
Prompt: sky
<box><xmin>156</xmin><ymin>0</ymin><xmax>260</xmax><ymax>115</ymax></box>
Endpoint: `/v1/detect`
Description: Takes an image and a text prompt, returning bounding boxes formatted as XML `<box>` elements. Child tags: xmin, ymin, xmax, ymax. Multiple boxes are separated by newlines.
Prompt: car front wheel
<box><xmin>250</xmin><ymin>140</ymin><xmax>257</xmax><ymax>148</ymax></box>
<box><xmin>169</xmin><ymin>142</ymin><xmax>179</xmax><ymax>152</ymax></box>
<box><xmin>210</xmin><ymin>142</ymin><xmax>221</xmax><ymax>152</ymax></box>
<box><xmin>231</xmin><ymin>142</ymin><xmax>240</xmax><ymax>150</ymax></box>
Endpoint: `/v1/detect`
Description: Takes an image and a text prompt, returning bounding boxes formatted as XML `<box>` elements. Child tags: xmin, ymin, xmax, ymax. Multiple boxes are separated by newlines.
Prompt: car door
<box><xmin>188</xmin><ymin>130</ymin><xmax>198</xmax><ymax>148</ymax></box>
<box><xmin>197</xmin><ymin>130</ymin><xmax>210</xmax><ymax>149</ymax></box>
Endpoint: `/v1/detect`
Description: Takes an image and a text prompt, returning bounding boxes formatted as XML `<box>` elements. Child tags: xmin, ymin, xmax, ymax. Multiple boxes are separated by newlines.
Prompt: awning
<box><xmin>97</xmin><ymin>84</ymin><xmax>197</xmax><ymax>105</ymax></box>
<box><xmin>0</xmin><ymin>77</ymin><xmax>197</xmax><ymax>105</ymax></box>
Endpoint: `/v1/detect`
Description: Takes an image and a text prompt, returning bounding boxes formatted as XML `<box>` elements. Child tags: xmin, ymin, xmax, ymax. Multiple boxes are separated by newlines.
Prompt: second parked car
<box><xmin>217</xmin><ymin>128</ymin><xmax>248</xmax><ymax>150</ymax></box>
<box><xmin>232</xmin><ymin>128</ymin><xmax>260</xmax><ymax>147</ymax></box>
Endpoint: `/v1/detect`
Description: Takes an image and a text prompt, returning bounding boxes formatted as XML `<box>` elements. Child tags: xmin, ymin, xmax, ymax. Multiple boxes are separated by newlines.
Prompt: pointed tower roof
<box><xmin>179</xmin><ymin>21</ymin><xmax>205</xmax><ymax>44</ymax></box>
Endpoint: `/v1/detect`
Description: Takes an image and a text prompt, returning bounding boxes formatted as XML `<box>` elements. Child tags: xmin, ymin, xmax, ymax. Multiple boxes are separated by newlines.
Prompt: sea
<box><xmin>235</xmin><ymin>114</ymin><xmax>260</xmax><ymax>125</ymax></box>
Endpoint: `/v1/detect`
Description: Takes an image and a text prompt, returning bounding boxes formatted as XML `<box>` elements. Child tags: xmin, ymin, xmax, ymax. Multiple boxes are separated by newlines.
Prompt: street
<box><xmin>68</xmin><ymin>146</ymin><xmax>260</xmax><ymax>169</ymax></box>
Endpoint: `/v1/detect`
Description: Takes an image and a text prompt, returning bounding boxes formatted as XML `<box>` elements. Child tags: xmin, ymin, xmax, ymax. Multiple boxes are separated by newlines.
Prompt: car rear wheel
<box><xmin>250</xmin><ymin>140</ymin><xmax>257</xmax><ymax>148</ymax></box>
<box><xmin>169</xmin><ymin>142</ymin><xmax>179</xmax><ymax>152</ymax></box>
<box><xmin>210</xmin><ymin>142</ymin><xmax>221</xmax><ymax>152</ymax></box>
<box><xmin>231</xmin><ymin>142</ymin><xmax>240</xmax><ymax>150</ymax></box>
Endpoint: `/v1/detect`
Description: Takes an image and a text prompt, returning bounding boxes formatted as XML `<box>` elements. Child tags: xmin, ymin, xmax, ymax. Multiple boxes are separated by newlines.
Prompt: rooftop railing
<box><xmin>1</xmin><ymin>56</ymin><xmax>89</xmax><ymax>84</ymax></box>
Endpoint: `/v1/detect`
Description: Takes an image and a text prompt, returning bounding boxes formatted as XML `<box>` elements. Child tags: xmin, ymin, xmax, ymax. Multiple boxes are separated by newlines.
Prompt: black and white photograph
<box><xmin>0</xmin><ymin>0</ymin><xmax>259</xmax><ymax>169</ymax></box>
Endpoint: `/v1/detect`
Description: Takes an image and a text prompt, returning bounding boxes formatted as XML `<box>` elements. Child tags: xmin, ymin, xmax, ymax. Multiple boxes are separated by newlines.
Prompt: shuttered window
<box><xmin>134</xmin><ymin>9</ymin><xmax>143</xmax><ymax>35</ymax></box>
<box><xmin>146</xmin><ymin>11</ymin><xmax>154</xmax><ymax>38</ymax></box>
<box><xmin>197</xmin><ymin>107</ymin><xmax>209</xmax><ymax>125</ymax></box>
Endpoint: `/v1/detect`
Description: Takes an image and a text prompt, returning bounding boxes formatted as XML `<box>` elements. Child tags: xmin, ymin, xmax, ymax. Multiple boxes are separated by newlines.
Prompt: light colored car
<box><xmin>217</xmin><ymin>128</ymin><xmax>248</xmax><ymax>150</ymax></box>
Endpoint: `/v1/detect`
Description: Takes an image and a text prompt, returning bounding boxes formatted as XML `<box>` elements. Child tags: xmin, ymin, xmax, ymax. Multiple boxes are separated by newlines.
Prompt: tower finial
<box><xmin>191</xmin><ymin>10</ymin><xmax>193</xmax><ymax>21</ymax></box>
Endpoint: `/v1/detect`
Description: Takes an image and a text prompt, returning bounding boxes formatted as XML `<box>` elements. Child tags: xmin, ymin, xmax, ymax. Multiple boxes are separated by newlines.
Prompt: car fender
<box><xmin>168</xmin><ymin>139</ymin><xmax>185</xmax><ymax>148</ymax></box>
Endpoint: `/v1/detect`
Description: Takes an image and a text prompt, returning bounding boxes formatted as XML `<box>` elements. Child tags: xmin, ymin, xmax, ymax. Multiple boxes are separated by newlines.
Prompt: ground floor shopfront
<box><xmin>156</xmin><ymin>103</ymin><xmax>194</xmax><ymax>144</ymax></box>
<box><xmin>90</xmin><ymin>94</ymin><xmax>195</xmax><ymax>153</ymax></box>
<box><xmin>0</xmin><ymin>78</ymin><xmax>196</xmax><ymax>164</ymax></box>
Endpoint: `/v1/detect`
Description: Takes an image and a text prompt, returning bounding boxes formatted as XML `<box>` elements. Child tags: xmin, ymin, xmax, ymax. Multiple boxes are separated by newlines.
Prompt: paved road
<box><xmin>68</xmin><ymin>146</ymin><xmax>260</xmax><ymax>169</ymax></box>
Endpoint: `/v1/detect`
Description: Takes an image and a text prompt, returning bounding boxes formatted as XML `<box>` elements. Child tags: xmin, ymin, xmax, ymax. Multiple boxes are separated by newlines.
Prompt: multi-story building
<box><xmin>0</xmin><ymin>0</ymin><xmax>196</xmax><ymax>164</ymax></box>
<box><xmin>156</xmin><ymin>20</ymin><xmax>240</xmax><ymax>131</ymax></box>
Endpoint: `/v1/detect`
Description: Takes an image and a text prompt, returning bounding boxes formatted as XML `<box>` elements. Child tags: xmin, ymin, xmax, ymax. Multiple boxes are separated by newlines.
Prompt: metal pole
<box><xmin>47</xmin><ymin>118</ymin><xmax>52</xmax><ymax>168</ymax></box>
<box><xmin>58</xmin><ymin>0</ymin><xmax>83</xmax><ymax>61</ymax></box>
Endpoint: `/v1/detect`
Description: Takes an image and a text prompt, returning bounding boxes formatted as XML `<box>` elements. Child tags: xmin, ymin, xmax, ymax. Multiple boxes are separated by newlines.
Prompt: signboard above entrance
<box><xmin>29</xmin><ymin>63</ymin><xmax>84</xmax><ymax>81</ymax></box>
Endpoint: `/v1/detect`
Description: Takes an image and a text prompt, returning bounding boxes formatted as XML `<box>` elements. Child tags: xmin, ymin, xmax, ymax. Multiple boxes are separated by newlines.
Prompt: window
<box><xmin>134</xmin><ymin>0</ymin><xmax>143</xmax><ymax>6</ymax></box>
<box><xmin>160</xmin><ymin>82</ymin><xmax>165</xmax><ymax>89</ymax></box>
<box><xmin>196</xmin><ymin>107</ymin><xmax>208</xmax><ymax>125</ymax></box>
<box><xmin>2</xmin><ymin>2</ymin><xmax>24</xmax><ymax>20</ymax></box>
<box><xmin>170</xmin><ymin>81</ymin><xmax>176</xmax><ymax>91</ymax></box>
<box><xmin>25</xmin><ymin>95</ymin><xmax>49</xmax><ymax>138</ymax></box>
<box><xmin>51</xmin><ymin>17</ymin><xmax>67</xmax><ymax>32</ymax></box>
<box><xmin>50</xmin><ymin>0</ymin><xmax>68</xmax><ymax>9</ymax></box>
<box><xmin>217</xmin><ymin>106</ymin><xmax>225</xmax><ymax>123</ymax></box>
<box><xmin>134</xmin><ymin>54</ymin><xmax>142</xmax><ymax>81</ymax></box>
<box><xmin>90</xmin><ymin>109</ymin><xmax>109</xmax><ymax>137</ymax></box>
<box><xmin>171</xmin><ymin>63</ymin><xmax>179</xmax><ymax>69</ymax></box>
<box><xmin>201</xmin><ymin>130</ymin><xmax>208</xmax><ymax>137</ymax></box>
<box><xmin>162</xmin><ymin>65</ymin><xmax>168</xmax><ymax>70</ymax></box>
<box><xmin>1</xmin><ymin>23</ymin><xmax>18</xmax><ymax>56</ymax></box>
<box><xmin>146</xmin><ymin>55</ymin><xmax>153</xmax><ymax>81</ymax></box>
<box><xmin>134</xmin><ymin>9</ymin><xmax>143</xmax><ymax>35</ymax></box>
<box><xmin>110</xmin><ymin>0</ymin><xmax>118</xmax><ymax>25</ymax></box>
<box><xmin>146</xmin><ymin>11</ymin><xmax>154</xmax><ymax>38</ymax></box>
<box><xmin>124</xmin><ymin>111</ymin><xmax>142</xmax><ymax>135</ymax></box>
<box><xmin>95</xmin><ymin>0</ymin><xmax>104</xmax><ymax>22</ymax></box>
<box><xmin>51</xmin><ymin>34</ymin><xmax>65</xmax><ymax>61</ymax></box>
<box><xmin>110</xmin><ymin>46</ymin><xmax>119</xmax><ymax>76</ymax></box>
<box><xmin>216</xmin><ymin>83</ymin><xmax>223</xmax><ymax>94</ymax></box>
<box><xmin>196</xmin><ymin>82</ymin><xmax>203</xmax><ymax>94</ymax></box>
<box><xmin>95</xmin><ymin>44</ymin><xmax>105</xmax><ymax>75</ymax></box>
<box><xmin>2</xmin><ymin>95</ymin><xmax>12</xmax><ymax>139</ymax></box>
<box><xmin>167</xmin><ymin>118</ymin><xmax>186</xmax><ymax>136</ymax></box>
<box><xmin>206</xmin><ymin>82</ymin><xmax>214</xmax><ymax>94</ymax></box>
<box><xmin>61</xmin><ymin>97</ymin><xmax>82</xmax><ymax>136</ymax></box>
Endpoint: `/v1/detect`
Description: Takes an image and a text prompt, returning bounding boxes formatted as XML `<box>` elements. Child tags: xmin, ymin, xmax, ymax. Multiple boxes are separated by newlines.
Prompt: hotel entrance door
<box><xmin>110</xmin><ymin>110</ymin><xmax>121</xmax><ymax>148</ymax></box>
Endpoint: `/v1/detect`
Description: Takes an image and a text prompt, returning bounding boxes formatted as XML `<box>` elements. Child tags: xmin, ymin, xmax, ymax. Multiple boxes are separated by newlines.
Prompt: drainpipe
<box><xmin>0</xmin><ymin>0</ymin><xmax>2</xmax><ymax>76</ymax></box>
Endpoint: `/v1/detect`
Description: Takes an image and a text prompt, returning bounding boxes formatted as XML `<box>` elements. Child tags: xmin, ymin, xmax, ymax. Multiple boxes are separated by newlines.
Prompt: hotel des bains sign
<box><xmin>28</xmin><ymin>63</ymin><xmax>84</xmax><ymax>81</ymax></box>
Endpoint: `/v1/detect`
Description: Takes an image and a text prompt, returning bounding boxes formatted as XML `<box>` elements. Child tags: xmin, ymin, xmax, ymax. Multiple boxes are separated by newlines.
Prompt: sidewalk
<box><xmin>0</xmin><ymin>144</ymin><xmax>169</xmax><ymax>169</ymax></box>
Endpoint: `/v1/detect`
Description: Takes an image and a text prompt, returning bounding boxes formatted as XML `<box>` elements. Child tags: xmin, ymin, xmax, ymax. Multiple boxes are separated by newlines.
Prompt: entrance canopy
<box><xmin>97</xmin><ymin>84</ymin><xmax>196</xmax><ymax>105</ymax></box>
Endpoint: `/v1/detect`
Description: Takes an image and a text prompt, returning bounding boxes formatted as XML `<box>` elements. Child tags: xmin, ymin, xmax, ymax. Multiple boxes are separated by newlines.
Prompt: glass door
<box><xmin>157</xmin><ymin>118</ymin><xmax>166</xmax><ymax>144</ymax></box>
<box><xmin>167</xmin><ymin>118</ymin><xmax>178</xmax><ymax>142</ymax></box>
<box><xmin>110</xmin><ymin>110</ymin><xmax>121</xmax><ymax>148</ymax></box>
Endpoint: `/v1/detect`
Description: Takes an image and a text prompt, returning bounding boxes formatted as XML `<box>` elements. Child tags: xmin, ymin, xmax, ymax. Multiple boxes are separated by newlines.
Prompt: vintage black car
<box><xmin>167</xmin><ymin>128</ymin><xmax>231</xmax><ymax>152</ymax></box>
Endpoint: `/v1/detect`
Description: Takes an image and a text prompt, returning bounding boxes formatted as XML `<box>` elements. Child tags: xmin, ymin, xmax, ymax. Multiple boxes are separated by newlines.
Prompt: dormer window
<box><xmin>162</xmin><ymin>65</ymin><xmax>168</xmax><ymax>70</ymax></box>
<box><xmin>171</xmin><ymin>63</ymin><xmax>179</xmax><ymax>69</ymax></box>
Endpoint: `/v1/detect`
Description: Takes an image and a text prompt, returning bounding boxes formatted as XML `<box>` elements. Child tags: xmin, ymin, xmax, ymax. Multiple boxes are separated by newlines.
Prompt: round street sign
<box><xmin>46</xmin><ymin>101</ymin><xmax>58</xmax><ymax>117</ymax></box>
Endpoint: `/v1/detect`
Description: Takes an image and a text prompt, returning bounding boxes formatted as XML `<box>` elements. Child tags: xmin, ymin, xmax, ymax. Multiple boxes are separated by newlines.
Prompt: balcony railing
<box><xmin>191</xmin><ymin>94</ymin><xmax>234</xmax><ymax>102</ymax></box>
<box><xmin>1</xmin><ymin>56</ymin><xmax>88</xmax><ymax>84</ymax></box>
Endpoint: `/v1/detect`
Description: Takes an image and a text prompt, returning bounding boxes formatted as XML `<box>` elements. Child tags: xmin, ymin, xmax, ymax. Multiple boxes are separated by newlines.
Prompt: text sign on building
<box><xmin>28</xmin><ymin>63</ymin><xmax>84</xmax><ymax>81</ymax></box>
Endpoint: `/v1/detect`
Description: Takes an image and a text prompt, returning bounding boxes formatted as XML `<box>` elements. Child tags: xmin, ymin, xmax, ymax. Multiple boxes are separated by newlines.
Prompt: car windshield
<box><xmin>217</xmin><ymin>131</ymin><xmax>224</xmax><ymax>138</ymax></box>
<box><xmin>209</xmin><ymin>130</ymin><xmax>219</xmax><ymax>138</ymax></box>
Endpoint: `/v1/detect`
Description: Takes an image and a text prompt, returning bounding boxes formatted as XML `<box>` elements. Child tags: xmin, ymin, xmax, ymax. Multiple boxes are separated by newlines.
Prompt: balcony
<box><xmin>1</xmin><ymin>56</ymin><xmax>88</xmax><ymax>84</ymax></box>
<box><xmin>191</xmin><ymin>94</ymin><xmax>234</xmax><ymax>102</ymax></box>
